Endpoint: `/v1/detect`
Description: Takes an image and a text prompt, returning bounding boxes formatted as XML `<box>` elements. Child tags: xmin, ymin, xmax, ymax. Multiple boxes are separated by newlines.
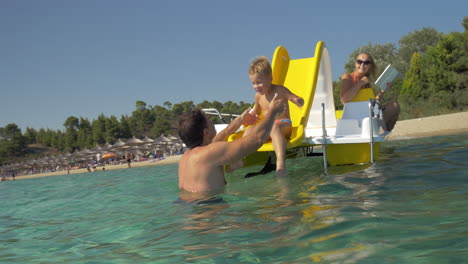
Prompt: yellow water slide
<box><xmin>229</xmin><ymin>41</ymin><xmax>326</xmax><ymax>151</ymax></box>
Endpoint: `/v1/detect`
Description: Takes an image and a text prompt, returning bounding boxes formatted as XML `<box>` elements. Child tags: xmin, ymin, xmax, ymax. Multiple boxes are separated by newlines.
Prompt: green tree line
<box><xmin>0</xmin><ymin>100</ymin><xmax>251</xmax><ymax>164</ymax></box>
<box><xmin>1</xmin><ymin>17</ymin><xmax>467</xmax><ymax>165</ymax></box>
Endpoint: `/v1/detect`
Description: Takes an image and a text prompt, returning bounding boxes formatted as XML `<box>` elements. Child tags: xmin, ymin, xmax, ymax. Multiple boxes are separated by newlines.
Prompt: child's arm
<box><xmin>283</xmin><ymin>86</ymin><xmax>304</xmax><ymax>107</ymax></box>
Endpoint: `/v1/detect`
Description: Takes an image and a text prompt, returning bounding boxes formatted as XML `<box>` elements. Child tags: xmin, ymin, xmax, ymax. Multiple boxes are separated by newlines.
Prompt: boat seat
<box><xmin>336</xmin><ymin>101</ymin><xmax>382</xmax><ymax>137</ymax></box>
<box><xmin>341</xmin><ymin>101</ymin><xmax>371</xmax><ymax>120</ymax></box>
<box><xmin>335</xmin><ymin>119</ymin><xmax>361</xmax><ymax>136</ymax></box>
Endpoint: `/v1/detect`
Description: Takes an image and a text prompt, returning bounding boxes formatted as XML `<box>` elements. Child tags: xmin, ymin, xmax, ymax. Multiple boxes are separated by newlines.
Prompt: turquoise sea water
<box><xmin>1</xmin><ymin>134</ymin><xmax>467</xmax><ymax>263</ymax></box>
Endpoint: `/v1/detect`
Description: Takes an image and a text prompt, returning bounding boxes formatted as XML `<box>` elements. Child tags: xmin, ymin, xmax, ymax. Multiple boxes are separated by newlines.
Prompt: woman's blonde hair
<box><xmin>248</xmin><ymin>56</ymin><xmax>272</xmax><ymax>77</ymax></box>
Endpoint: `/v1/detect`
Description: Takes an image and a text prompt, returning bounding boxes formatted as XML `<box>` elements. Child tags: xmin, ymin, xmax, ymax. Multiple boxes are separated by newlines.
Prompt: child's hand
<box><xmin>293</xmin><ymin>97</ymin><xmax>304</xmax><ymax>107</ymax></box>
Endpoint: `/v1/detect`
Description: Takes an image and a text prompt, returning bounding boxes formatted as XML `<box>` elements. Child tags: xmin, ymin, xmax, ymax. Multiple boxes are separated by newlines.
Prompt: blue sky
<box><xmin>1</xmin><ymin>0</ymin><xmax>465</xmax><ymax>132</ymax></box>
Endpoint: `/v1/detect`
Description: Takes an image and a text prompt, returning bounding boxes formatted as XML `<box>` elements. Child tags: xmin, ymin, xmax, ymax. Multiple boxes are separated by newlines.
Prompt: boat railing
<box><xmin>370</xmin><ymin>99</ymin><xmax>384</xmax><ymax>118</ymax></box>
<box><xmin>369</xmin><ymin>99</ymin><xmax>375</xmax><ymax>163</ymax></box>
<box><xmin>321</xmin><ymin>103</ymin><xmax>328</xmax><ymax>172</ymax></box>
<box><xmin>202</xmin><ymin>108</ymin><xmax>240</xmax><ymax>124</ymax></box>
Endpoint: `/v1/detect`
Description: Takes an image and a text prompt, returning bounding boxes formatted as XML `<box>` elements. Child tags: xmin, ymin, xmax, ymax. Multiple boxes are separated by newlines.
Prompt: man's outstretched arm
<box><xmin>212</xmin><ymin>107</ymin><xmax>252</xmax><ymax>143</ymax></box>
<box><xmin>204</xmin><ymin>94</ymin><xmax>284</xmax><ymax>166</ymax></box>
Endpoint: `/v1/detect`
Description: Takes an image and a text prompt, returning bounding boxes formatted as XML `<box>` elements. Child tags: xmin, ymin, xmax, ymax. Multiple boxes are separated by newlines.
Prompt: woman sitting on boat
<box><xmin>340</xmin><ymin>52</ymin><xmax>400</xmax><ymax>131</ymax></box>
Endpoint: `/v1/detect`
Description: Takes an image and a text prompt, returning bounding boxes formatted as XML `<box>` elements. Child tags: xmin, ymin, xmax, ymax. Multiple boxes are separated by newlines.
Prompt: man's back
<box><xmin>178</xmin><ymin>146</ymin><xmax>226</xmax><ymax>192</ymax></box>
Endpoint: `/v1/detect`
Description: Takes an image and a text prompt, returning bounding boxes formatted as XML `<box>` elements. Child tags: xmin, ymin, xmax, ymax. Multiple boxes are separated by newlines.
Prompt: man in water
<box><xmin>178</xmin><ymin>93</ymin><xmax>284</xmax><ymax>193</ymax></box>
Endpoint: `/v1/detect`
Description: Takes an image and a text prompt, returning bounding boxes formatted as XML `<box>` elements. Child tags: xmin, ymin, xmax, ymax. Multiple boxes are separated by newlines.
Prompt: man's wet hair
<box><xmin>178</xmin><ymin>108</ymin><xmax>209</xmax><ymax>149</ymax></box>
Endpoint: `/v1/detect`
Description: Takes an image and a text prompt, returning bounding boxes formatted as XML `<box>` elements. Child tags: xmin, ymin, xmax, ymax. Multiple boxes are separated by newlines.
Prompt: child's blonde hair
<box><xmin>248</xmin><ymin>56</ymin><xmax>272</xmax><ymax>77</ymax></box>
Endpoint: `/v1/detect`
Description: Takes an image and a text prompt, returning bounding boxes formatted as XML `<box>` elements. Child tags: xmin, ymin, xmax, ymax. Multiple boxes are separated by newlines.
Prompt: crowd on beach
<box><xmin>0</xmin><ymin>135</ymin><xmax>184</xmax><ymax>180</ymax></box>
<box><xmin>1</xmin><ymin>174</ymin><xmax>15</xmax><ymax>181</ymax></box>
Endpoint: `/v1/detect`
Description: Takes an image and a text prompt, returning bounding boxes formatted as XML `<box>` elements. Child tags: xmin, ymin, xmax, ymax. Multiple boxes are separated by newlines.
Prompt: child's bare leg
<box><xmin>271</xmin><ymin>123</ymin><xmax>291</xmax><ymax>177</ymax></box>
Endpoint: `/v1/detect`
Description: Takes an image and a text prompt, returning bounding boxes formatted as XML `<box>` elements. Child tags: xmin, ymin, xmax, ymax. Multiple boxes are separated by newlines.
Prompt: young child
<box><xmin>242</xmin><ymin>56</ymin><xmax>304</xmax><ymax>176</ymax></box>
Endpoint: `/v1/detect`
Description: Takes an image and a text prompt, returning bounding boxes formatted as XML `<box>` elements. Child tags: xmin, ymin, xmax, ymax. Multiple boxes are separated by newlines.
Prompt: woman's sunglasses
<box><xmin>356</xmin><ymin>59</ymin><xmax>371</xmax><ymax>65</ymax></box>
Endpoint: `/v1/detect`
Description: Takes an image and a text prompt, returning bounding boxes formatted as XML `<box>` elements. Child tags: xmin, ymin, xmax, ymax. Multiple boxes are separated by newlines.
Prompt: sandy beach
<box><xmin>15</xmin><ymin>155</ymin><xmax>183</xmax><ymax>181</ymax></box>
<box><xmin>385</xmin><ymin>111</ymin><xmax>468</xmax><ymax>141</ymax></box>
<box><xmin>10</xmin><ymin>111</ymin><xmax>468</xmax><ymax>181</ymax></box>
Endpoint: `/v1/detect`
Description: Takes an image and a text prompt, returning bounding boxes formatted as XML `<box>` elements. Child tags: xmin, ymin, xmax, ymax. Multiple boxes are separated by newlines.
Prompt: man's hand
<box><xmin>240</xmin><ymin>107</ymin><xmax>258</xmax><ymax>126</ymax></box>
<box><xmin>269</xmin><ymin>93</ymin><xmax>286</xmax><ymax>115</ymax></box>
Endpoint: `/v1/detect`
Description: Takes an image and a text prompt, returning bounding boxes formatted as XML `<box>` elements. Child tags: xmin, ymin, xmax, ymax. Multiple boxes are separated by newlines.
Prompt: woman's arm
<box><xmin>340</xmin><ymin>73</ymin><xmax>370</xmax><ymax>104</ymax></box>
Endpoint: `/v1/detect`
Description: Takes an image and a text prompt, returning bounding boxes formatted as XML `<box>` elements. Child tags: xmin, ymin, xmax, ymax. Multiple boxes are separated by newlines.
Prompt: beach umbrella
<box><xmin>102</xmin><ymin>143</ymin><xmax>113</xmax><ymax>150</ymax></box>
<box><xmin>76</xmin><ymin>148</ymin><xmax>94</xmax><ymax>157</ymax></box>
<box><xmin>142</xmin><ymin>136</ymin><xmax>154</xmax><ymax>144</ymax></box>
<box><xmin>166</xmin><ymin>134</ymin><xmax>179</xmax><ymax>141</ymax></box>
<box><xmin>18</xmin><ymin>160</ymin><xmax>31</xmax><ymax>170</ymax></box>
<box><xmin>141</xmin><ymin>136</ymin><xmax>155</xmax><ymax>150</ymax></box>
<box><xmin>92</xmin><ymin>145</ymin><xmax>105</xmax><ymax>152</ymax></box>
<box><xmin>111</xmin><ymin>139</ymin><xmax>126</xmax><ymax>149</ymax></box>
<box><xmin>125</xmin><ymin>136</ymin><xmax>145</xmax><ymax>147</ymax></box>
<box><xmin>154</xmin><ymin>135</ymin><xmax>172</xmax><ymax>144</ymax></box>
<box><xmin>77</xmin><ymin>157</ymin><xmax>88</xmax><ymax>162</ymax></box>
<box><xmin>101</xmin><ymin>153</ymin><xmax>117</xmax><ymax>159</ymax></box>
<box><xmin>154</xmin><ymin>135</ymin><xmax>174</xmax><ymax>155</ymax></box>
<box><xmin>166</xmin><ymin>134</ymin><xmax>183</xmax><ymax>145</ymax></box>
<box><xmin>59</xmin><ymin>152</ymin><xmax>73</xmax><ymax>162</ymax></box>
<box><xmin>56</xmin><ymin>156</ymin><xmax>69</xmax><ymax>165</ymax></box>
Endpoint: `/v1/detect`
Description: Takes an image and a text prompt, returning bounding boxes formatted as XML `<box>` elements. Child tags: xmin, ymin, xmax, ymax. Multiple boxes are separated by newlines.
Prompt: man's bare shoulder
<box><xmin>181</xmin><ymin>146</ymin><xmax>206</xmax><ymax>162</ymax></box>
<box><xmin>178</xmin><ymin>145</ymin><xmax>227</xmax><ymax>193</ymax></box>
<box><xmin>183</xmin><ymin>142</ymin><xmax>229</xmax><ymax>166</ymax></box>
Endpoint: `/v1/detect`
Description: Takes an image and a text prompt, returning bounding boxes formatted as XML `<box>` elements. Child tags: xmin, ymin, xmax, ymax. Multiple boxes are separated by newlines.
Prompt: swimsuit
<box><xmin>275</xmin><ymin>119</ymin><xmax>293</xmax><ymax>139</ymax></box>
<box><xmin>350</xmin><ymin>72</ymin><xmax>375</xmax><ymax>102</ymax></box>
<box><xmin>275</xmin><ymin>119</ymin><xmax>292</xmax><ymax>125</ymax></box>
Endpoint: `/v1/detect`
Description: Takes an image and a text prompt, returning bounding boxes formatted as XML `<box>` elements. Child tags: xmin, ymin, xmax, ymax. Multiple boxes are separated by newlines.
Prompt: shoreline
<box><xmin>385</xmin><ymin>111</ymin><xmax>468</xmax><ymax>141</ymax></box>
<box><xmin>14</xmin><ymin>155</ymin><xmax>183</xmax><ymax>181</ymax></box>
<box><xmin>9</xmin><ymin>111</ymin><xmax>468</xmax><ymax>181</ymax></box>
